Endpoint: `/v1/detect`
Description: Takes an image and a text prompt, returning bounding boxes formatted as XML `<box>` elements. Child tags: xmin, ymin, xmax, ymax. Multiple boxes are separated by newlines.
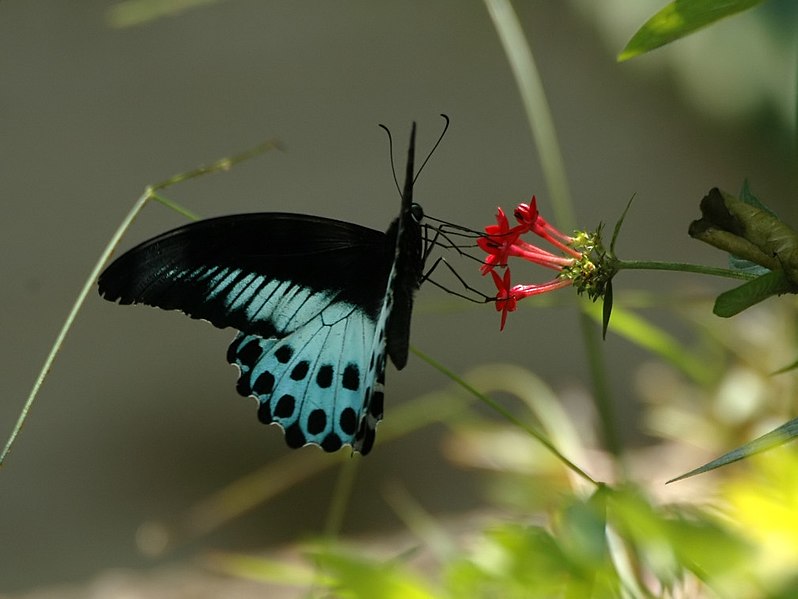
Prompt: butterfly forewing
<box><xmin>98</xmin><ymin>123</ymin><xmax>424</xmax><ymax>455</ymax></box>
<box><xmin>98</xmin><ymin>214</ymin><xmax>391</xmax><ymax>336</ymax></box>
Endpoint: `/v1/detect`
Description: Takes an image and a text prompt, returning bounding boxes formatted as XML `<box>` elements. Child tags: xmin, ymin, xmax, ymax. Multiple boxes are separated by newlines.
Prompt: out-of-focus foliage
<box><xmin>570</xmin><ymin>0</ymin><xmax>796</xmax><ymax>130</ymax></box>
<box><xmin>618</xmin><ymin>0</ymin><xmax>766</xmax><ymax>61</ymax></box>
<box><xmin>107</xmin><ymin>0</ymin><xmax>225</xmax><ymax>28</ymax></box>
<box><xmin>209</xmin><ymin>295</ymin><xmax>798</xmax><ymax>596</ymax></box>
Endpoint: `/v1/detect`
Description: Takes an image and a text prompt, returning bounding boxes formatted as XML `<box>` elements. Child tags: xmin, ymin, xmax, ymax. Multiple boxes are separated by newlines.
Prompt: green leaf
<box><xmin>668</xmin><ymin>417</ymin><xmax>798</xmax><ymax>482</ymax></box>
<box><xmin>713</xmin><ymin>269</ymin><xmax>792</xmax><ymax>317</ymax></box>
<box><xmin>106</xmin><ymin>0</ymin><xmax>224</xmax><ymax>28</ymax></box>
<box><xmin>585</xmin><ymin>300</ymin><xmax>712</xmax><ymax>384</ymax></box>
<box><xmin>772</xmin><ymin>357</ymin><xmax>798</xmax><ymax>375</ymax></box>
<box><xmin>601</xmin><ymin>280</ymin><xmax>613</xmax><ymax>340</ymax></box>
<box><xmin>311</xmin><ymin>544</ymin><xmax>437</xmax><ymax>599</ymax></box>
<box><xmin>610</xmin><ymin>194</ymin><xmax>636</xmax><ymax>255</ymax></box>
<box><xmin>729</xmin><ymin>180</ymin><xmax>776</xmax><ymax>275</ymax></box>
<box><xmin>618</xmin><ymin>0</ymin><xmax>766</xmax><ymax>61</ymax></box>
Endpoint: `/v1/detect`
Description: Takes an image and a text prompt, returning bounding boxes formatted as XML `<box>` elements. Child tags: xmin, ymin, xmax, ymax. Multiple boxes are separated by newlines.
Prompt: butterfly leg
<box><xmin>421</xmin><ymin>256</ymin><xmax>493</xmax><ymax>304</ymax></box>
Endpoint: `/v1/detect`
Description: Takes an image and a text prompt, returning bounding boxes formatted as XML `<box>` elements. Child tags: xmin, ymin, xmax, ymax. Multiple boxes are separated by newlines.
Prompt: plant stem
<box><xmin>579</xmin><ymin>311</ymin><xmax>622</xmax><ymax>460</ymax></box>
<box><xmin>615</xmin><ymin>259</ymin><xmax>758</xmax><ymax>281</ymax></box>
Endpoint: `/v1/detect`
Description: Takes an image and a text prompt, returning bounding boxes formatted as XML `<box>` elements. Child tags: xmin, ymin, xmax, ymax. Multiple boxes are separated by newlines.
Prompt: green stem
<box><xmin>615</xmin><ymin>259</ymin><xmax>758</xmax><ymax>281</ymax></box>
<box><xmin>579</xmin><ymin>311</ymin><xmax>621</xmax><ymax>461</ymax></box>
<box><xmin>413</xmin><ymin>348</ymin><xmax>599</xmax><ymax>487</ymax></box>
<box><xmin>0</xmin><ymin>138</ymin><xmax>281</xmax><ymax>471</ymax></box>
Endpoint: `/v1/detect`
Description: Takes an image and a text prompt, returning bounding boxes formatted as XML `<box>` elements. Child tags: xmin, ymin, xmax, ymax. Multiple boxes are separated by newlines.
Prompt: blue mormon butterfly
<box><xmin>98</xmin><ymin>123</ymin><xmax>427</xmax><ymax>455</ymax></box>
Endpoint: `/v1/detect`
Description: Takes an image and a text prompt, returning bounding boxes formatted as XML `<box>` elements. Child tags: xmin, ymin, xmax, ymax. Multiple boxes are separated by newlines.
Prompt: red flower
<box><xmin>476</xmin><ymin>207</ymin><xmax>525</xmax><ymax>275</ymax></box>
<box><xmin>480</xmin><ymin>196</ymin><xmax>585</xmax><ymax>330</ymax></box>
<box><xmin>514</xmin><ymin>196</ymin><xmax>580</xmax><ymax>259</ymax></box>
<box><xmin>491</xmin><ymin>268</ymin><xmax>573</xmax><ymax>331</ymax></box>
<box><xmin>490</xmin><ymin>268</ymin><xmax>517</xmax><ymax>331</ymax></box>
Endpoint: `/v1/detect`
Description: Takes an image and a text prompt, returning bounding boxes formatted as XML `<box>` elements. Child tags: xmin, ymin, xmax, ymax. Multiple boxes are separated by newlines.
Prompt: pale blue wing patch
<box><xmin>161</xmin><ymin>265</ymin><xmax>343</xmax><ymax>336</ymax></box>
<box><xmin>227</xmin><ymin>297</ymin><xmax>388</xmax><ymax>454</ymax></box>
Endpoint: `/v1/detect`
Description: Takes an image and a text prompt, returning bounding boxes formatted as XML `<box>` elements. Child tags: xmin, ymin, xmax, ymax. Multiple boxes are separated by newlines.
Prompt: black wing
<box><xmin>98</xmin><ymin>213</ymin><xmax>393</xmax><ymax>339</ymax></box>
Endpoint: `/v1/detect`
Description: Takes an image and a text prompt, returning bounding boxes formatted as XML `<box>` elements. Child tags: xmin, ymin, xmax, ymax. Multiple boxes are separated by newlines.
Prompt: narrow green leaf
<box><xmin>713</xmin><ymin>269</ymin><xmax>792</xmax><ymax>317</ymax></box>
<box><xmin>584</xmin><ymin>300</ymin><xmax>711</xmax><ymax>384</ymax></box>
<box><xmin>619</xmin><ymin>0</ymin><xmax>766</xmax><ymax>61</ymax></box>
<box><xmin>772</xmin><ymin>358</ymin><xmax>798</xmax><ymax>375</ymax></box>
<box><xmin>610</xmin><ymin>194</ymin><xmax>636</xmax><ymax>255</ymax></box>
<box><xmin>601</xmin><ymin>280</ymin><xmax>613</xmax><ymax>340</ymax></box>
<box><xmin>668</xmin><ymin>417</ymin><xmax>798</xmax><ymax>483</ymax></box>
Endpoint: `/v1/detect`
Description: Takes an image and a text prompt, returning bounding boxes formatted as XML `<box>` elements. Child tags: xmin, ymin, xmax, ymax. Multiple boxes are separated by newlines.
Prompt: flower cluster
<box><xmin>478</xmin><ymin>196</ymin><xmax>603</xmax><ymax>330</ymax></box>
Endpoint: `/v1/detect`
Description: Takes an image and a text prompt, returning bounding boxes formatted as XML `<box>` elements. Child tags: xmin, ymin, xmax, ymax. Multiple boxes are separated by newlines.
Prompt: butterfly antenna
<box><xmin>414</xmin><ymin>113</ymin><xmax>450</xmax><ymax>184</ymax></box>
<box><xmin>378</xmin><ymin>123</ymin><xmax>401</xmax><ymax>196</ymax></box>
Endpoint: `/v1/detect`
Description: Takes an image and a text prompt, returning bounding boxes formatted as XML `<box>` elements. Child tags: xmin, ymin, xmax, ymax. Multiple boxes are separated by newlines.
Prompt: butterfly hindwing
<box><xmin>227</xmin><ymin>297</ymin><xmax>387</xmax><ymax>453</ymax></box>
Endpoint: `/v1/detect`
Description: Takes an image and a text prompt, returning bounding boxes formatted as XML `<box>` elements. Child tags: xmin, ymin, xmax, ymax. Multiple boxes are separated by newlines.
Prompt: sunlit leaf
<box><xmin>311</xmin><ymin>545</ymin><xmax>437</xmax><ymax>599</ymax></box>
<box><xmin>206</xmin><ymin>552</ymin><xmax>320</xmax><ymax>586</ymax></box>
<box><xmin>619</xmin><ymin>0</ymin><xmax>766</xmax><ymax>61</ymax></box>
<box><xmin>446</xmin><ymin>523</ymin><xmax>602</xmax><ymax>597</ymax></box>
<box><xmin>608</xmin><ymin>486</ymin><xmax>749</xmax><ymax>583</ymax></box>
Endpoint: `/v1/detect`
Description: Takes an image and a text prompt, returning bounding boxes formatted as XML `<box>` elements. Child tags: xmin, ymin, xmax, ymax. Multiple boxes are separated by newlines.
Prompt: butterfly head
<box><xmin>410</xmin><ymin>202</ymin><xmax>424</xmax><ymax>223</ymax></box>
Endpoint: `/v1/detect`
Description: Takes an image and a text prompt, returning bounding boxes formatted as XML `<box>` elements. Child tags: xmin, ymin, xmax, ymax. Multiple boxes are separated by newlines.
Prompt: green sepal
<box><xmin>601</xmin><ymin>280</ymin><xmax>613</xmax><ymax>340</ymax></box>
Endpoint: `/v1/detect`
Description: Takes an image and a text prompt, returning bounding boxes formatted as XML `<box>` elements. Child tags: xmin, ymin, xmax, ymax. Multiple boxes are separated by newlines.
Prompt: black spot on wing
<box><xmin>321</xmin><ymin>433</ymin><xmax>342</xmax><ymax>452</ymax></box>
<box><xmin>274</xmin><ymin>394</ymin><xmax>295</xmax><ymax>418</ymax></box>
<box><xmin>316</xmin><ymin>364</ymin><xmax>333</xmax><ymax>388</ymax></box>
<box><xmin>284</xmin><ymin>423</ymin><xmax>306</xmax><ymax>448</ymax></box>
<box><xmin>339</xmin><ymin>407</ymin><xmax>357</xmax><ymax>436</ymax></box>
<box><xmin>342</xmin><ymin>363</ymin><xmax>360</xmax><ymax>391</ymax></box>
<box><xmin>257</xmin><ymin>400</ymin><xmax>273</xmax><ymax>424</ymax></box>
<box><xmin>253</xmin><ymin>371</ymin><xmax>275</xmax><ymax>395</ymax></box>
<box><xmin>307</xmin><ymin>409</ymin><xmax>327</xmax><ymax>435</ymax></box>
<box><xmin>369</xmin><ymin>391</ymin><xmax>384</xmax><ymax>419</ymax></box>
<box><xmin>275</xmin><ymin>345</ymin><xmax>293</xmax><ymax>364</ymax></box>
<box><xmin>290</xmin><ymin>360</ymin><xmax>310</xmax><ymax>381</ymax></box>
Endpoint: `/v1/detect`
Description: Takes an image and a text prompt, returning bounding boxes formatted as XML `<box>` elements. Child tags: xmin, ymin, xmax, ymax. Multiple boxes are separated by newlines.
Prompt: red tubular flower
<box><xmin>480</xmin><ymin>196</ymin><xmax>590</xmax><ymax>330</ymax></box>
<box><xmin>514</xmin><ymin>196</ymin><xmax>581</xmax><ymax>260</ymax></box>
<box><xmin>490</xmin><ymin>268</ymin><xmax>574</xmax><ymax>331</ymax></box>
<box><xmin>490</xmin><ymin>268</ymin><xmax>517</xmax><ymax>331</ymax></box>
<box><xmin>477</xmin><ymin>207</ymin><xmax>525</xmax><ymax>274</ymax></box>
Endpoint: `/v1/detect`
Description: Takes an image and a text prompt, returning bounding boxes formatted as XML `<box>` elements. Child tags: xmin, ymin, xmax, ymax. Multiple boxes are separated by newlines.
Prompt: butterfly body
<box><xmin>99</xmin><ymin>124</ymin><xmax>423</xmax><ymax>455</ymax></box>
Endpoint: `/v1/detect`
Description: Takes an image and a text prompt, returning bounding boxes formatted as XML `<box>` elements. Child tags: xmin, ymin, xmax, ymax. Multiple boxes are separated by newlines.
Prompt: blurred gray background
<box><xmin>1</xmin><ymin>0</ymin><xmax>796</xmax><ymax>593</ymax></box>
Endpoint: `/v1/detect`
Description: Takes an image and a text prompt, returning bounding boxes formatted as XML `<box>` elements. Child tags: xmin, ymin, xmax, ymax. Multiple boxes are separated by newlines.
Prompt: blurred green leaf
<box><xmin>608</xmin><ymin>486</ymin><xmax>750</xmax><ymax>585</ymax></box>
<box><xmin>446</xmin><ymin>523</ymin><xmax>605</xmax><ymax>598</ymax></box>
<box><xmin>619</xmin><ymin>0</ymin><xmax>766</xmax><ymax>61</ymax></box>
<box><xmin>207</xmin><ymin>552</ymin><xmax>319</xmax><ymax>586</ymax></box>
<box><xmin>312</xmin><ymin>544</ymin><xmax>438</xmax><ymax>599</ymax></box>
<box><xmin>107</xmin><ymin>0</ymin><xmax>223</xmax><ymax>28</ymax></box>
<box><xmin>669</xmin><ymin>417</ymin><xmax>798</xmax><ymax>482</ymax></box>
<box><xmin>585</xmin><ymin>300</ymin><xmax>711</xmax><ymax>384</ymax></box>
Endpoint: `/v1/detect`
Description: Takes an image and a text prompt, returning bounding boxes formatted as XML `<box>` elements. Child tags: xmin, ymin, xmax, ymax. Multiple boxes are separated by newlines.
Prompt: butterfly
<box><xmin>98</xmin><ymin>123</ymin><xmax>426</xmax><ymax>455</ymax></box>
